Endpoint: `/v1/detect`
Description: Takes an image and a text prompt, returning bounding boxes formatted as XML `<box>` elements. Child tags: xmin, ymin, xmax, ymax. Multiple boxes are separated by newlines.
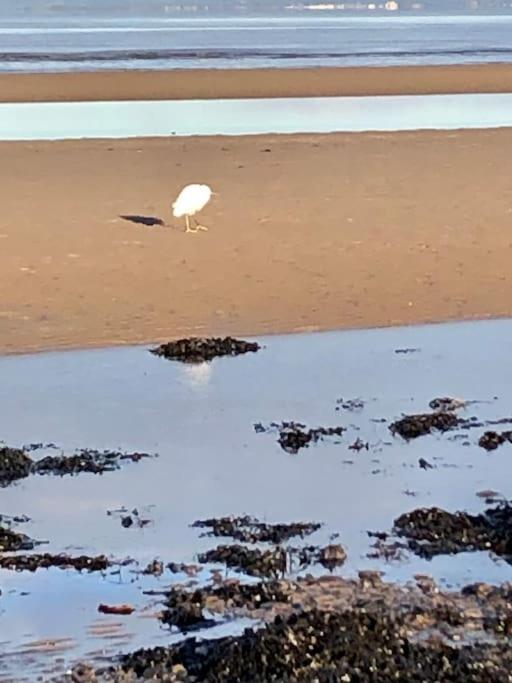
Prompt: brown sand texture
<box><xmin>1</xmin><ymin>127</ymin><xmax>512</xmax><ymax>354</ymax></box>
<box><xmin>2</xmin><ymin>64</ymin><xmax>512</xmax><ymax>102</ymax></box>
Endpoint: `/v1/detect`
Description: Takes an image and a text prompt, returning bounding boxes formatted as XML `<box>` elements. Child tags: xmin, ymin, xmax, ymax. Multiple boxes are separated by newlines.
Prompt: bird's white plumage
<box><xmin>172</xmin><ymin>184</ymin><xmax>212</xmax><ymax>218</ymax></box>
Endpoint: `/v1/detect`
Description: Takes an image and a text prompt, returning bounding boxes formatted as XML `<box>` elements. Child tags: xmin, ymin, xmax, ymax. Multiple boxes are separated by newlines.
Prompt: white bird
<box><xmin>172</xmin><ymin>184</ymin><xmax>213</xmax><ymax>233</ymax></box>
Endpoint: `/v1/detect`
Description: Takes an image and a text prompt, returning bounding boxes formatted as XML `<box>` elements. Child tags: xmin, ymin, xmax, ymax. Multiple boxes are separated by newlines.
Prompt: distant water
<box><xmin>2</xmin><ymin>15</ymin><xmax>512</xmax><ymax>72</ymax></box>
<box><xmin>3</xmin><ymin>94</ymin><xmax>512</xmax><ymax>141</ymax></box>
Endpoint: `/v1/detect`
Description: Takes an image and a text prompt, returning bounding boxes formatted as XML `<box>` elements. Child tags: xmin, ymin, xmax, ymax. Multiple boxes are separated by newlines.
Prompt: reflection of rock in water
<box><xmin>182</xmin><ymin>362</ymin><xmax>212</xmax><ymax>389</ymax></box>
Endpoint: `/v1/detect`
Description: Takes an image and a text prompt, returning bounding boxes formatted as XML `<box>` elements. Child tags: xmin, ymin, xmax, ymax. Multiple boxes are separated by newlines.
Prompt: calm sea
<box><xmin>1</xmin><ymin>14</ymin><xmax>512</xmax><ymax>72</ymax></box>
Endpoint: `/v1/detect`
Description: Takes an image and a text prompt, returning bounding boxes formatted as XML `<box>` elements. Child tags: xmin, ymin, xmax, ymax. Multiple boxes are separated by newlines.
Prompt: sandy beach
<box><xmin>1</xmin><ymin>126</ymin><xmax>511</xmax><ymax>354</ymax></box>
<box><xmin>3</xmin><ymin>64</ymin><xmax>512</xmax><ymax>102</ymax></box>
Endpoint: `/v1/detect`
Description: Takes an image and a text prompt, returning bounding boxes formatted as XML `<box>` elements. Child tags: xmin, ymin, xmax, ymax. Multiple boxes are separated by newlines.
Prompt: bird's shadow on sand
<box><xmin>119</xmin><ymin>214</ymin><xmax>170</xmax><ymax>228</ymax></box>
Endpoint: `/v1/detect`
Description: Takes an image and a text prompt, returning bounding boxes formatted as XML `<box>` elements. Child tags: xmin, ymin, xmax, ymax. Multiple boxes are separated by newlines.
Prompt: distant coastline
<box><xmin>2</xmin><ymin>14</ymin><xmax>512</xmax><ymax>74</ymax></box>
<box><xmin>2</xmin><ymin>1</ymin><xmax>512</xmax><ymax>18</ymax></box>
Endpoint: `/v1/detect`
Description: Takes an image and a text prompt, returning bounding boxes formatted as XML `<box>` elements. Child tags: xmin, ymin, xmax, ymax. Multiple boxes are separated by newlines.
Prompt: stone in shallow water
<box><xmin>389</xmin><ymin>411</ymin><xmax>460</xmax><ymax>440</ymax></box>
<box><xmin>0</xmin><ymin>552</ymin><xmax>110</xmax><ymax>572</ymax></box>
<box><xmin>0</xmin><ymin>445</ymin><xmax>154</xmax><ymax>487</ymax></box>
<box><xmin>150</xmin><ymin>336</ymin><xmax>260</xmax><ymax>363</ymax></box>
<box><xmin>0</xmin><ymin>524</ymin><xmax>37</xmax><ymax>552</ymax></box>
<box><xmin>104</xmin><ymin>604</ymin><xmax>512</xmax><ymax>682</ymax></box>
<box><xmin>392</xmin><ymin>503</ymin><xmax>512</xmax><ymax>562</ymax></box>
<box><xmin>0</xmin><ymin>446</ymin><xmax>32</xmax><ymax>485</ymax></box>
<box><xmin>191</xmin><ymin>515</ymin><xmax>321</xmax><ymax>544</ymax></box>
<box><xmin>198</xmin><ymin>544</ymin><xmax>287</xmax><ymax>578</ymax></box>
<box><xmin>255</xmin><ymin>421</ymin><xmax>345</xmax><ymax>454</ymax></box>
<box><xmin>478</xmin><ymin>430</ymin><xmax>512</xmax><ymax>451</ymax></box>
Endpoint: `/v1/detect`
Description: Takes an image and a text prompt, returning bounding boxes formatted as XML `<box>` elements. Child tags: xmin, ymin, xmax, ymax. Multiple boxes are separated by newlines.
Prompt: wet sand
<box><xmin>4</xmin><ymin>64</ymin><xmax>512</xmax><ymax>102</ymax></box>
<box><xmin>2</xmin><ymin>128</ymin><xmax>512</xmax><ymax>354</ymax></box>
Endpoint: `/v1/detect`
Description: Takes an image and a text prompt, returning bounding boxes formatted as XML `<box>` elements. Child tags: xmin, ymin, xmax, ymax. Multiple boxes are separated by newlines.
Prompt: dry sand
<box><xmin>1</xmin><ymin>128</ymin><xmax>512</xmax><ymax>354</ymax></box>
<box><xmin>3</xmin><ymin>64</ymin><xmax>512</xmax><ymax>102</ymax></box>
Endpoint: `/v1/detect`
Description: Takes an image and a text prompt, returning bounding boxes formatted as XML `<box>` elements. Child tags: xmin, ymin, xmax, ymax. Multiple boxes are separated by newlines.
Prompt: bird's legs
<box><xmin>184</xmin><ymin>215</ymin><xmax>208</xmax><ymax>233</ymax></box>
<box><xmin>192</xmin><ymin>217</ymin><xmax>208</xmax><ymax>231</ymax></box>
<box><xmin>185</xmin><ymin>215</ymin><xmax>196</xmax><ymax>233</ymax></box>
<box><xmin>184</xmin><ymin>215</ymin><xmax>207</xmax><ymax>233</ymax></box>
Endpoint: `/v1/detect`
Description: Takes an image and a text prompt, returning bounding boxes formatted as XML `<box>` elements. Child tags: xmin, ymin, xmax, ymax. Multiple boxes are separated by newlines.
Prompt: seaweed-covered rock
<box><xmin>429</xmin><ymin>397</ymin><xmax>468</xmax><ymax>412</ymax></box>
<box><xmin>255</xmin><ymin>422</ymin><xmax>345</xmax><ymax>454</ymax></box>
<box><xmin>0</xmin><ymin>552</ymin><xmax>110</xmax><ymax>572</ymax></box>
<box><xmin>198</xmin><ymin>544</ymin><xmax>287</xmax><ymax>578</ymax></box>
<box><xmin>278</xmin><ymin>424</ymin><xmax>345</xmax><ymax>454</ymax></box>
<box><xmin>293</xmin><ymin>544</ymin><xmax>347</xmax><ymax>571</ymax></box>
<box><xmin>192</xmin><ymin>516</ymin><xmax>321</xmax><ymax>544</ymax></box>
<box><xmin>150</xmin><ymin>337</ymin><xmax>260</xmax><ymax>363</ymax></box>
<box><xmin>109</xmin><ymin>607</ymin><xmax>512</xmax><ymax>682</ymax></box>
<box><xmin>209</xmin><ymin>580</ymin><xmax>293</xmax><ymax>611</ymax></box>
<box><xmin>65</xmin><ymin>572</ymin><xmax>512</xmax><ymax>682</ymax></box>
<box><xmin>479</xmin><ymin>431</ymin><xmax>512</xmax><ymax>451</ymax></box>
<box><xmin>0</xmin><ymin>446</ymin><xmax>32</xmax><ymax>485</ymax></box>
<box><xmin>318</xmin><ymin>544</ymin><xmax>347</xmax><ymax>570</ymax></box>
<box><xmin>161</xmin><ymin>587</ymin><xmax>216</xmax><ymax>632</ymax></box>
<box><xmin>161</xmin><ymin>580</ymin><xmax>295</xmax><ymax>634</ymax></box>
<box><xmin>0</xmin><ymin>444</ymin><xmax>153</xmax><ymax>486</ymax></box>
<box><xmin>33</xmin><ymin>449</ymin><xmax>152</xmax><ymax>476</ymax></box>
<box><xmin>0</xmin><ymin>525</ymin><xmax>37</xmax><ymax>552</ymax></box>
<box><xmin>393</xmin><ymin>503</ymin><xmax>512</xmax><ymax>561</ymax></box>
<box><xmin>389</xmin><ymin>411</ymin><xmax>460</xmax><ymax>440</ymax></box>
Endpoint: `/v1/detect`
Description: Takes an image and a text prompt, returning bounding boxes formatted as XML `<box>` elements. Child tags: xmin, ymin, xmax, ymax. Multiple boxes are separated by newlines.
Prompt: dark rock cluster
<box><xmin>393</xmin><ymin>503</ymin><xmax>512</xmax><ymax>561</ymax></box>
<box><xmin>255</xmin><ymin>421</ymin><xmax>345</xmax><ymax>454</ymax></box>
<box><xmin>0</xmin><ymin>552</ymin><xmax>110</xmax><ymax>572</ymax></box>
<box><xmin>389</xmin><ymin>411</ymin><xmax>460</xmax><ymax>440</ymax></box>
<box><xmin>293</xmin><ymin>544</ymin><xmax>347</xmax><ymax>571</ymax></box>
<box><xmin>0</xmin><ymin>524</ymin><xmax>37</xmax><ymax>552</ymax></box>
<box><xmin>429</xmin><ymin>397</ymin><xmax>467</xmax><ymax>412</ymax></box>
<box><xmin>160</xmin><ymin>587</ymin><xmax>216</xmax><ymax>632</ymax></box>
<box><xmin>104</xmin><ymin>606</ymin><xmax>512</xmax><ymax>682</ymax></box>
<box><xmin>189</xmin><ymin>516</ymin><xmax>340</xmax><ymax>578</ymax></box>
<box><xmin>150</xmin><ymin>337</ymin><xmax>260</xmax><ymax>363</ymax></box>
<box><xmin>198</xmin><ymin>544</ymin><xmax>287</xmax><ymax>578</ymax></box>
<box><xmin>479</xmin><ymin>430</ymin><xmax>512</xmax><ymax>451</ymax></box>
<box><xmin>0</xmin><ymin>446</ymin><xmax>33</xmax><ymax>485</ymax></box>
<box><xmin>34</xmin><ymin>449</ymin><xmax>151</xmax><ymax>476</ymax></box>
<box><xmin>160</xmin><ymin>580</ymin><xmax>294</xmax><ymax>633</ymax></box>
<box><xmin>0</xmin><ymin>445</ymin><xmax>153</xmax><ymax>485</ymax></box>
<box><xmin>192</xmin><ymin>516</ymin><xmax>321</xmax><ymax>544</ymax></box>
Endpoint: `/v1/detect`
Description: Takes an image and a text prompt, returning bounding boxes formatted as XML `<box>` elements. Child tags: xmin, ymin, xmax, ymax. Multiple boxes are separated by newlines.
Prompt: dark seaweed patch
<box><xmin>0</xmin><ymin>525</ymin><xmax>38</xmax><ymax>552</ymax></box>
<box><xmin>389</xmin><ymin>411</ymin><xmax>460</xmax><ymax>440</ymax></box>
<box><xmin>393</xmin><ymin>503</ymin><xmax>512</xmax><ymax>561</ymax></box>
<box><xmin>191</xmin><ymin>516</ymin><xmax>321</xmax><ymax>544</ymax></box>
<box><xmin>107</xmin><ymin>607</ymin><xmax>512</xmax><ymax>682</ymax></box>
<box><xmin>255</xmin><ymin>421</ymin><xmax>345</xmax><ymax>454</ymax></box>
<box><xmin>160</xmin><ymin>580</ymin><xmax>293</xmax><ymax>634</ymax></box>
<box><xmin>479</xmin><ymin>430</ymin><xmax>512</xmax><ymax>451</ymax></box>
<box><xmin>161</xmin><ymin>587</ymin><xmax>216</xmax><ymax>631</ymax></box>
<box><xmin>0</xmin><ymin>446</ymin><xmax>32</xmax><ymax>485</ymax></box>
<box><xmin>33</xmin><ymin>449</ymin><xmax>152</xmax><ymax>476</ymax></box>
<box><xmin>293</xmin><ymin>544</ymin><xmax>347</xmax><ymax>571</ymax></box>
<box><xmin>198</xmin><ymin>544</ymin><xmax>287</xmax><ymax>578</ymax></box>
<box><xmin>150</xmin><ymin>337</ymin><xmax>260</xmax><ymax>363</ymax></box>
<box><xmin>0</xmin><ymin>445</ymin><xmax>153</xmax><ymax>486</ymax></box>
<box><xmin>0</xmin><ymin>553</ymin><xmax>110</xmax><ymax>572</ymax></box>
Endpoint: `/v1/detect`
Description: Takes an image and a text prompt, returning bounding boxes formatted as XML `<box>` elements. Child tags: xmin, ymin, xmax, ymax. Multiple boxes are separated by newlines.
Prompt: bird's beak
<box><xmin>211</xmin><ymin>192</ymin><xmax>219</xmax><ymax>196</ymax></box>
